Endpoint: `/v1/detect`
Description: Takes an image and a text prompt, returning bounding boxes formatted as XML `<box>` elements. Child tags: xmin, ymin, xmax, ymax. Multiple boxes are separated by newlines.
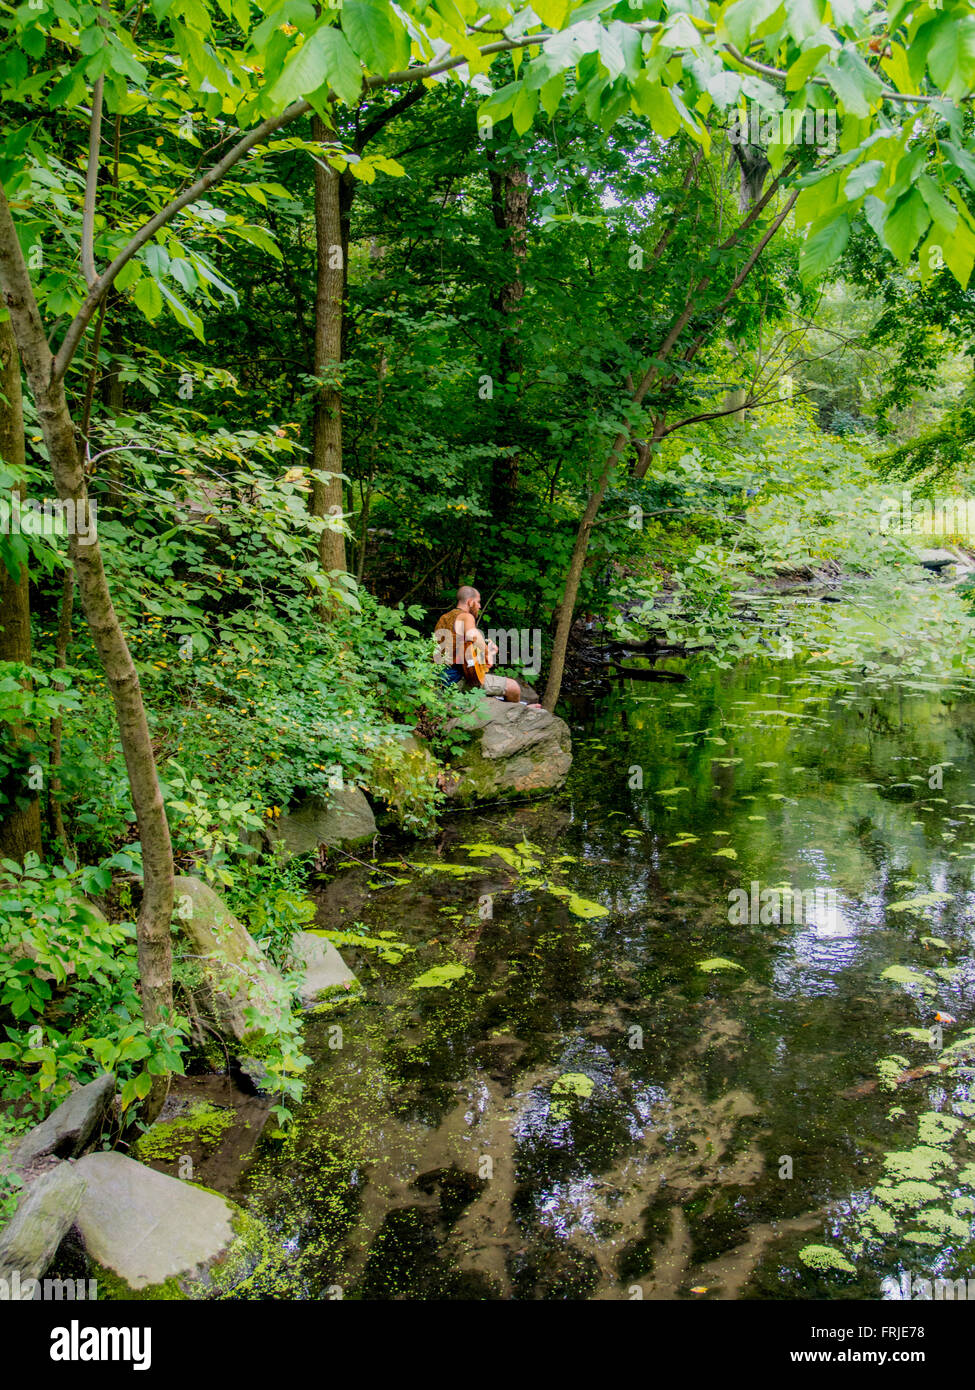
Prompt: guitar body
<box><xmin>464</xmin><ymin>634</ymin><xmax>494</xmax><ymax>686</ymax></box>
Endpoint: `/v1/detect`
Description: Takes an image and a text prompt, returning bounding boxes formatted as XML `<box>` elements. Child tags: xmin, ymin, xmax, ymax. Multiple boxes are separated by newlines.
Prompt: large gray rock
<box><xmin>272</xmin><ymin>785</ymin><xmax>376</xmax><ymax>855</ymax></box>
<box><xmin>441</xmin><ymin>697</ymin><xmax>572</xmax><ymax>805</ymax></box>
<box><xmin>916</xmin><ymin>548</ymin><xmax>960</xmax><ymax>571</ymax></box>
<box><xmin>292</xmin><ymin>931</ymin><xmax>359</xmax><ymax>1005</ymax></box>
<box><xmin>0</xmin><ymin>1165</ymin><xmax>88</xmax><ymax>1291</ymax></box>
<box><xmin>173</xmin><ymin>876</ymin><xmax>291</xmax><ymax>1082</ymax></box>
<box><xmin>9</xmin><ymin>1073</ymin><xmax>115</xmax><ymax>1169</ymax></box>
<box><xmin>73</xmin><ymin>1152</ymin><xmax>265</xmax><ymax>1297</ymax></box>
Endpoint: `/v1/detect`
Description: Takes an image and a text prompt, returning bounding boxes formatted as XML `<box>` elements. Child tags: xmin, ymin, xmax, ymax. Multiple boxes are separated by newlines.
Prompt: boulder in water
<box><xmin>173</xmin><ymin>875</ymin><xmax>291</xmax><ymax>1084</ymax></box>
<box><xmin>271</xmin><ymin>784</ymin><xmax>376</xmax><ymax>854</ymax></box>
<box><xmin>441</xmin><ymin>697</ymin><xmax>572</xmax><ymax>805</ymax></box>
<box><xmin>293</xmin><ymin>930</ymin><xmax>359</xmax><ymax>1005</ymax></box>
<box><xmin>0</xmin><ymin>1165</ymin><xmax>88</xmax><ymax>1292</ymax></box>
<box><xmin>73</xmin><ymin>1151</ymin><xmax>268</xmax><ymax>1297</ymax></box>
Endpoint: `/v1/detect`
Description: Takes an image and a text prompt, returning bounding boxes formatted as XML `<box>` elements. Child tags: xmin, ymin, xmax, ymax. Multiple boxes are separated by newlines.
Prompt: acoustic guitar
<box><xmin>463</xmin><ymin>631</ymin><xmax>494</xmax><ymax>686</ymax></box>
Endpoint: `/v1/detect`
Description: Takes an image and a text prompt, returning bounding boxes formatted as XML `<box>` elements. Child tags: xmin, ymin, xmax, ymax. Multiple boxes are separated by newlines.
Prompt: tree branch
<box><xmin>81</xmin><ymin>77</ymin><xmax>104</xmax><ymax>289</ymax></box>
<box><xmin>51</xmin><ymin>99</ymin><xmax>315</xmax><ymax>382</ymax></box>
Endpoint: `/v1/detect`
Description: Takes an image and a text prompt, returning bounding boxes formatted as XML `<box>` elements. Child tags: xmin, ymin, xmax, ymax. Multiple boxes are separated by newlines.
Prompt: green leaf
<box><xmin>632</xmin><ymin>78</ymin><xmax>682</xmax><ymax>139</ymax></box>
<box><xmin>341</xmin><ymin>0</ymin><xmax>410</xmax><ymax>75</ymax></box>
<box><xmin>916</xmin><ymin>174</ymin><xmax>958</xmax><ymax>233</ymax></box>
<box><xmin>721</xmin><ymin>0</ymin><xmax>783</xmax><ymax>51</ymax></box>
<box><xmin>512</xmin><ymin>86</ymin><xmax>539</xmax><ymax>136</ymax></box>
<box><xmin>882</xmin><ymin>189</ymin><xmax>931</xmax><ymax>264</ymax></box>
<box><xmin>133</xmin><ymin>275</ymin><xmax>163</xmax><ymax>320</ymax></box>
<box><xmin>268</xmin><ymin>24</ymin><xmax>363</xmax><ymax>108</ymax></box>
<box><xmin>823</xmin><ymin>51</ymin><xmax>883</xmax><ymax>117</ymax></box>
<box><xmin>941</xmin><ymin>140</ymin><xmax>975</xmax><ymax>193</ymax></box>
<box><xmin>843</xmin><ymin>159</ymin><xmax>884</xmax><ymax>200</ymax></box>
<box><xmin>786</xmin><ymin>44</ymin><xmax>830</xmax><ymax>92</ymax></box>
<box><xmin>942</xmin><ymin>201</ymin><xmax>975</xmax><ymax>286</ymax></box>
<box><xmin>928</xmin><ymin>15</ymin><xmax>975</xmax><ymax>102</ymax></box>
<box><xmin>800</xmin><ymin>213</ymin><xmax>851</xmax><ymax>279</ymax></box>
<box><xmin>784</xmin><ymin>0</ymin><xmax>824</xmax><ymax>44</ymax></box>
<box><xmin>539</xmin><ymin>72</ymin><xmax>565</xmax><ymax>119</ymax></box>
<box><xmin>533</xmin><ymin>0</ymin><xmax>570</xmax><ymax>25</ymax></box>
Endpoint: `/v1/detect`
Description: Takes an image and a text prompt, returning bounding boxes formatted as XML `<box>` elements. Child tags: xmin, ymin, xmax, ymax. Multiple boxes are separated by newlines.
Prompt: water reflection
<box><xmin>235</xmin><ymin>663</ymin><xmax>975</xmax><ymax>1299</ymax></box>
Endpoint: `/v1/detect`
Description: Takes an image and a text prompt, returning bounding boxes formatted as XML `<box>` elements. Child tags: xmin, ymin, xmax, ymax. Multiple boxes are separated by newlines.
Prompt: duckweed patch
<box><xmin>134</xmin><ymin>1102</ymin><xmax>235</xmax><ymax>1164</ymax></box>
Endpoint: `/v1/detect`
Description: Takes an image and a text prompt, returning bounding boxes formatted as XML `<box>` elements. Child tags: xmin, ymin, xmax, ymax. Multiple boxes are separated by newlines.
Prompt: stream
<box><xmin>214</xmin><ymin>659</ymin><xmax>975</xmax><ymax>1298</ymax></box>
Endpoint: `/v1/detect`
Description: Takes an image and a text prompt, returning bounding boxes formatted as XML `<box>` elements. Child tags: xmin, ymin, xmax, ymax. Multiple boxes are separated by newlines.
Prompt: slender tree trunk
<box><xmin>48</xmin><ymin>565</ymin><xmax>75</xmax><ymax>849</ymax></box>
<box><xmin>0</xmin><ymin>194</ymin><xmax>174</xmax><ymax>1075</ymax></box>
<box><xmin>356</xmin><ymin>342</ymin><xmax>386</xmax><ymax>583</ymax></box>
<box><xmin>488</xmin><ymin>161</ymin><xmax>528</xmax><ymax>518</ymax></box>
<box><xmin>310</xmin><ymin>114</ymin><xmax>347</xmax><ymax>579</ymax></box>
<box><xmin>0</xmin><ymin>316</ymin><xmax>42</xmax><ymax>862</ymax></box>
<box><xmin>542</xmin><ymin>184</ymin><xmax>798</xmax><ymax>710</ymax></box>
<box><xmin>542</xmin><ymin>431</ymin><xmax>626</xmax><ymax>711</ymax></box>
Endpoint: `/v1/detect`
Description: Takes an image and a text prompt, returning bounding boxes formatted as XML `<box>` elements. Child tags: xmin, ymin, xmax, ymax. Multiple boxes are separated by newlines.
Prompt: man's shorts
<box><xmin>439</xmin><ymin>666</ymin><xmax>510</xmax><ymax>698</ymax></box>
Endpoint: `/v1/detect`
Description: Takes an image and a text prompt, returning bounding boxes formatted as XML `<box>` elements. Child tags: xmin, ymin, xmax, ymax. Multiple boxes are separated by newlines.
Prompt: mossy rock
<box><xmin>173</xmin><ymin>876</ymin><xmax>292</xmax><ymax>1079</ymax></box>
<box><xmin>132</xmin><ymin>1101</ymin><xmax>234</xmax><ymax>1165</ymax></box>
<box><xmin>270</xmin><ymin>785</ymin><xmax>377</xmax><ymax>854</ymax></box>
<box><xmin>441</xmin><ymin>699</ymin><xmax>572</xmax><ymax>806</ymax></box>
<box><xmin>73</xmin><ymin>1152</ymin><xmax>277</xmax><ymax>1299</ymax></box>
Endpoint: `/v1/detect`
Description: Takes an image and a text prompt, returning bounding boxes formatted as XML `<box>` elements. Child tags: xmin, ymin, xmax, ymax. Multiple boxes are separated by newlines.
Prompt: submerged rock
<box><xmin>292</xmin><ymin>930</ymin><xmax>359</xmax><ymax>1005</ymax></box>
<box><xmin>272</xmin><ymin>784</ymin><xmax>377</xmax><ymax>854</ymax></box>
<box><xmin>73</xmin><ymin>1151</ymin><xmax>269</xmax><ymax>1298</ymax></box>
<box><xmin>0</xmin><ymin>1165</ymin><xmax>88</xmax><ymax>1290</ymax></box>
<box><xmin>442</xmin><ymin>698</ymin><xmax>572</xmax><ymax>805</ymax></box>
<box><xmin>8</xmin><ymin>1073</ymin><xmax>115</xmax><ymax>1169</ymax></box>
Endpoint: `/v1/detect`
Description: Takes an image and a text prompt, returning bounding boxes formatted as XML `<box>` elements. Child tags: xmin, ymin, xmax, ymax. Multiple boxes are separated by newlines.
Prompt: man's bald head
<box><xmin>457</xmin><ymin>585</ymin><xmax>480</xmax><ymax>610</ymax></box>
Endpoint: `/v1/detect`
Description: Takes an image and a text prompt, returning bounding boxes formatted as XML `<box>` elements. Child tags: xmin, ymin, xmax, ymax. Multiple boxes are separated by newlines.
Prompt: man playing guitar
<box><xmin>434</xmin><ymin>586</ymin><xmax>537</xmax><ymax>704</ymax></box>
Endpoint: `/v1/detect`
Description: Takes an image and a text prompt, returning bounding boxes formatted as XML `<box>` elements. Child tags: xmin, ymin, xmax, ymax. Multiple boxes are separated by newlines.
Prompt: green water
<box><xmin>232</xmin><ymin>661</ymin><xmax>975</xmax><ymax>1299</ymax></box>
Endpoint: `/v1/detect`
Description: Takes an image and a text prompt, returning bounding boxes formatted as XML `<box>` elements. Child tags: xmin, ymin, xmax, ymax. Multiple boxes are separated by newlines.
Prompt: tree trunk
<box><xmin>47</xmin><ymin>565</ymin><xmax>75</xmax><ymax>849</ymax></box>
<box><xmin>542</xmin><ymin>431</ymin><xmax>626</xmax><ymax>711</ymax></box>
<box><xmin>0</xmin><ymin>194</ymin><xmax>174</xmax><ymax>1100</ymax></box>
<box><xmin>100</xmin><ymin>293</ymin><xmax>125</xmax><ymax>414</ymax></box>
<box><xmin>0</xmin><ymin>316</ymin><xmax>42</xmax><ymax>862</ymax></box>
<box><xmin>310</xmin><ymin>114</ymin><xmax>347</xmax><ymax>579</ymax></box>
<box><xmin>543</xmin><ymin>182</ymin><xmax>798</xmax><ymax>710</ymax></box>
<box><xmin>488</xmin><ymin>161</ymin><xmax>528</xmax><ymax>518</ymax></box>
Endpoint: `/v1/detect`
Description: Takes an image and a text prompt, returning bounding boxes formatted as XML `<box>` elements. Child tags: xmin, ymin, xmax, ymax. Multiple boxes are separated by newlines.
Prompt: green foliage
<box><xmin>0</xmin><ymin>854</ymin><xmax>187</xmax><ymax>1117</ymax></box>
<box><xmin>8</xmin><ymin>0</ymin><xmax>975</xmax><ymax>1215</ymax></box>
<box><xmin>162</xmin><ymin>762</ymin><xmax>264</xmax><ymax>887</ymax></box>
<box><xmin>0</xmin><ymin>662</ymin><xmax>80</xmax><ymax>818</ymax></box>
